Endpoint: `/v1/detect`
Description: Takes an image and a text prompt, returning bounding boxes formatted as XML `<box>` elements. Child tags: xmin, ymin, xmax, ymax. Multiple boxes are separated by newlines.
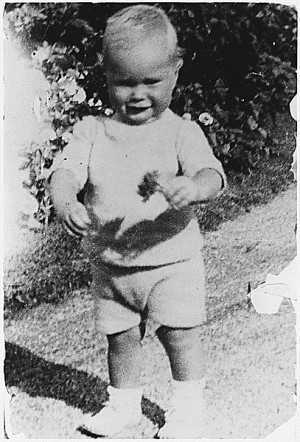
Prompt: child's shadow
<box><xmin>4</xmin><ymin>341</ymin><xmax>165</xmax><ymax>432</ymax></box>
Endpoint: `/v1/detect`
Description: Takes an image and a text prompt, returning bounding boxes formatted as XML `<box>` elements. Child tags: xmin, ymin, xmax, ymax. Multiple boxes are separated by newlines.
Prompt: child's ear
<box><xmin>175</xmin><ymin>58</ymin><xmax>183</xmax><ymax>74</ymax></box>
<box><xmin>173</xmin><ymin>59</ymin><xmax>183</xmax><ymax>85</ymax></box>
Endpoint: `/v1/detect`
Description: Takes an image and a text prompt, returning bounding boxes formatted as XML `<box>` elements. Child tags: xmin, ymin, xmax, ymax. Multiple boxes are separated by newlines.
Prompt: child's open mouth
<box><xmin>127</xmin><ymin>105</ymin><xmax>151</xmax><ymax>115</ymax></box>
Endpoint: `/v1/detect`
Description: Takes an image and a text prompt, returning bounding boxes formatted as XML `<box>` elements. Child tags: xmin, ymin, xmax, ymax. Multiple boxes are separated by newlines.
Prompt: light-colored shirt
<box><xmin>52</xmin><ymin>109</ymin><xmax>226</xmax><ymax>266</ymax></box>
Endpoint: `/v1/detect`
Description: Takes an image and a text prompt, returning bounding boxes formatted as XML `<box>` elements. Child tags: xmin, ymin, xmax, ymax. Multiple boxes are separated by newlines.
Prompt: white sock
<box><xmin>173</xmin><ymin>378</ymin><xmax>206</xmax><ymax>390</ymax></box>
<box><xmin>171</xmin><ymin>378</ymin><xmax>206</xmax><ymax>414</ymax></box>
<box><xmin>158</xmin><ymin>379</ymin><xmax>207</xmax><ymax>438</ymax></box>
<box><xmin>107</xmin><ymin>385</ymin><xmax>143</xmax><ymax>409</ymax></box>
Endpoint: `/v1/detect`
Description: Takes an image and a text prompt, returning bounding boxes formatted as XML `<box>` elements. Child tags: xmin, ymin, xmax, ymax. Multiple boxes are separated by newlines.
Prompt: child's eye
<box><xmin>145</xmin><ymin>79</ymin><xmax>160</xmax><ymax>85</ymax></box>
<box><xmin>113</xmin><ymin>78</ymin><xmax>161</xmax><ymax>87</ymax></box>
<box><xmin>116</xmin><ymin>81</ymin><xmax>133</xmax><ymax>87</ymax></box>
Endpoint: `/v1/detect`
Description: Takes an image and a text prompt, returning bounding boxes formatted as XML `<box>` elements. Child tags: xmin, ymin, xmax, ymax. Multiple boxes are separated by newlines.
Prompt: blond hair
<box><xmin>103</xmin><ymin>5</ymin><xmax>182</xmax><ymax>67</ymax></box>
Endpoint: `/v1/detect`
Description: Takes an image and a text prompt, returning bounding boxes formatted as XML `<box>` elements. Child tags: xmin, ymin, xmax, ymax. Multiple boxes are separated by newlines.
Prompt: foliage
<box><xmin>5</xmin><ymin>2</ymin><xmax>297</xmax><ymax>223</ymax></box>
<box><xmin>167</xmin><ymin>3</ymin><xmax>297</xmax><ymax>172</ymax></box>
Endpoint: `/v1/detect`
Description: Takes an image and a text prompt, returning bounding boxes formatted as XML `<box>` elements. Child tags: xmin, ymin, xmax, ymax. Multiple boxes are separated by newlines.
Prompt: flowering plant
<box><xmin>14</xmin><ymin>38</ymin><xmax>114</xmax><ymax>224</ymax></box>
<box><xmin>198</xmin><ymin>112</ymin><xmax>214</xmax><ymax>126</ymax></box>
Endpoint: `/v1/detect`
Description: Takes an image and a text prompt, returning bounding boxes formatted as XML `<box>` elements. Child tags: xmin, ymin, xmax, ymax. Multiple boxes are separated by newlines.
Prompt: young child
<box><xmin>49</xmin><ymin>5</ymin><xmax>226</xmax><ymax>439</ymax></box>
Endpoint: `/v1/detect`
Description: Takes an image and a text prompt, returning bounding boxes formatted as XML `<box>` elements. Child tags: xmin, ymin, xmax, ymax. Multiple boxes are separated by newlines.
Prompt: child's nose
<box><xmin>131</xmin><ymin>84</ymin><xmax>147</xmax><ymax>101</ymax></box>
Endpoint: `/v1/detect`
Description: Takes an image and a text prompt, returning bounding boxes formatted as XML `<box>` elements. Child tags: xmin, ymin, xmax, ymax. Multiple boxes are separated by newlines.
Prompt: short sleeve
<box><xmin>177</xmin><ymin>120</ymin><xmax>227</xmax><ymax>188</ymax></box>
<box><xmin>49</xmin><ymin>116</ymin><xmax>98</xmax><ymax>190</ymax></box>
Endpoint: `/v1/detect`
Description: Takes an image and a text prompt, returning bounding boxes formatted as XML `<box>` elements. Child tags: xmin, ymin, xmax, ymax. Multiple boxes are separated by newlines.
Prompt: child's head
<box><xmin>103</xmin><ymin>5</ymin><xmax>183</xmax><ymax>125</ymax></box>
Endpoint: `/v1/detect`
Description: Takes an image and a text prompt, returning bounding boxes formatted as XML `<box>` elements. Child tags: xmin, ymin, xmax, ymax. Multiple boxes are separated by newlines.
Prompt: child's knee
<box><xmin>156</xmin><ymin>325</ymin><xmax>201</xmax><ymax>350</ymax></box>
<box><xmin>107</xmin><ymin>325</ymin><xmax>142</xmax><ymax>351</ymax></box>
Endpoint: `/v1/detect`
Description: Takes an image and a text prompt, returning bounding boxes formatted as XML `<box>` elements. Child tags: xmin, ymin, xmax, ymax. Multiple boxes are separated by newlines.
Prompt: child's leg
<box><xmin>156</xmin><ymin>325</ymin><xmax>205</xmax><ymax>380</ymax></box>
<box><xmin>156</xmin><ymin>325</ymin><xmax>206</xmax><ymax>438</ymax></box>
<box><xmin>107</xmin><ymin>325</ymin><xmax>143</xmax><ymax>388</ymax></box>
<box><xmin>82</xmin><ymin>325</ymin><xmax>143</xmax><ymax>436</ymax></box>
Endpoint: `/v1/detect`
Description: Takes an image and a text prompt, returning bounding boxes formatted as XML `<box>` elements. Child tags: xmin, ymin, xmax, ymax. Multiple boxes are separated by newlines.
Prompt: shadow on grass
<box><xmin>4</xmin><ymin>342</ymin><xmax>165</xmax><ymax>427</ymax></box>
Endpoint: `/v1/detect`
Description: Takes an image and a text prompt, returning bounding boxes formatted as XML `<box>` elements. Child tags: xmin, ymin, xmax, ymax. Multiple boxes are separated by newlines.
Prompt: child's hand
<box><xmin>157</xmin><ymin>175</ymin><xmax>198</xmax><ymax>209</ymax></box>
<box><xmin>58</xmin><ymin>200</ymin><xmax>91</xmax><ymax>238</ymax></box>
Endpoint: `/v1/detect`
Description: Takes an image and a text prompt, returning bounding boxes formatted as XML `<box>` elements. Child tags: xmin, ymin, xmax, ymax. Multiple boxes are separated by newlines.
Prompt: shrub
<box><xmin>4</xmin><ymin>2</ymin><xmax>297</xmax><ymax>223</ymax></box>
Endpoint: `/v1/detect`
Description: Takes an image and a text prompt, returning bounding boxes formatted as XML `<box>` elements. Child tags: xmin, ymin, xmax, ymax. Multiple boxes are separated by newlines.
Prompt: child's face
<box><xmin>105</xmin><ymin>39</ymin><xmax>181</xmax><ymax>125</ymax></box>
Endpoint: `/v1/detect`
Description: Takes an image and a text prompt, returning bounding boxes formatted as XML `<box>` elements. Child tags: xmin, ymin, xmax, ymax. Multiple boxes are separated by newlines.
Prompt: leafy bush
<box><xmin>5</xmin><ymin>2</ymin><xmax>297</xmax><ymax>223</ymax></box>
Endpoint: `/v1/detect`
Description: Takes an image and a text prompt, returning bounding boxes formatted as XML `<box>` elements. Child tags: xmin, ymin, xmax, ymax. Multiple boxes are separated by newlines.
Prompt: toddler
<box><xmin>50</xmin><ymin>5</ymin><xmax>226</xmax><ymax>439</ymax></box>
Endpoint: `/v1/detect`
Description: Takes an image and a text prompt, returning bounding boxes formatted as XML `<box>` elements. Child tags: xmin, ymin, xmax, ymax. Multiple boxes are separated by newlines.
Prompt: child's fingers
<box><xmin>65</xmin><ymin>204</ymin><xmax>91</xmax><ymax>237</ymax></box>
<box><xmin>63</xmin><ymin>221</ymin><xmax>83</xmax><ymax>238</ymax></box>
<box><xmin>159</xmin><ymin>176</ymin><xmax>191</xmax><ymax>193</ymax></box>
<box><xmin>157</xmin><ymin>176</ymin><xmax>198</xmax><ymax>208</ymax></box>
<box><xmin>159</xmin><ymin>187</ymin><xmax>183</xmax><ymax>209</ymax></box>
<box><xmin>168</xmin><ymin>194</ymin><xmax>189</xmax><ymax>210</ymax></box>
<box><xmin>165</xmin><ymin>183</ymin><xmax>198</xmax><ymax>209</ymax></box>
<box><xmin>65</xmin><ymin>214</ymin><xmax>87</xmax><ymax>236</ymax></box>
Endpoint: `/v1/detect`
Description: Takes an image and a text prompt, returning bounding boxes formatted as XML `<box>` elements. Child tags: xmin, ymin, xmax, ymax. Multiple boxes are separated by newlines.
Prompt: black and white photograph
<box><xmin>2</xmin><ymin>2</ymin><xmax>298</xmax><ymax>439</ymax></box>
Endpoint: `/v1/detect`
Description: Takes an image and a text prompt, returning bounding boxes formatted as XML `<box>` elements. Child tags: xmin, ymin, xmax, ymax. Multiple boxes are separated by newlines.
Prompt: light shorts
<box><xmin>90</xmin><ymin>254</ymin><xmax>206</xmax><ymax>335</ymax></box>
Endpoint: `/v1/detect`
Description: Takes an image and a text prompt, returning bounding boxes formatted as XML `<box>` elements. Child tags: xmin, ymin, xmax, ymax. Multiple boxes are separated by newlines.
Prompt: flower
<box><xmin>61</xmin><ymin>131</ymin><xmax>72</xmax><ymax>143</ymax></box>
<box><xmin>182</xmin><ymin>113</ymin><xmax>192</xmax><ymax>121</ymax></box>
<box><xmin>198</xmin><ymin>112</ymin><xmax>213</xmax><ymax>126</ymax></box>
<box><xmin>37</xmin><ymin>126</ymin><xmax>56</xmax><ymax>142</ymax></box>
<box><xmin>73</xmin><ymin>87</ymin><xmax>86</xmax><ymax>103</ymax></box>
<box><xmin>88</xmin><ymin>97</ymin><xmax>102</xmax><ymax>108</ymax></box>
<box><xmin>58</xmin><ymin>76</ymin><xmax>77</xmax><ymax>96</ymax></box>
<box><xmin>104</xmin><ymin>108</ymin><xmax>114</xmax><ymax>116</ymax></box>
<box><xmin>64</xmin><ymin>79</ymin><xmax>77</xmax><ymax>96</ymax></box>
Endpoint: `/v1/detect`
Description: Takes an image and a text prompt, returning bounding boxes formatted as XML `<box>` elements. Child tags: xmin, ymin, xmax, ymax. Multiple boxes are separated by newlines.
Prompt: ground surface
<box><xmin>4</xmin><ymin>182</ymin><xmax>297</xmax><ymax>439</ymax></box>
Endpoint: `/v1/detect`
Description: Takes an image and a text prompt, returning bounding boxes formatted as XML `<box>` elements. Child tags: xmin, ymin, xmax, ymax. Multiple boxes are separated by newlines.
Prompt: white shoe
<box><xmin>82</xmin><ymin>386</ymin><xmax>143</xmax><ymax>437</ymax></box>
<box><xmin>157</xmin><ymin>408</ymin><xmax>205</xmax><ymax>439</ymax></box>
<box><xmin>157</xmin><ymin>378</ymin><xmax>206</xmax><ymax>439</ymax></box>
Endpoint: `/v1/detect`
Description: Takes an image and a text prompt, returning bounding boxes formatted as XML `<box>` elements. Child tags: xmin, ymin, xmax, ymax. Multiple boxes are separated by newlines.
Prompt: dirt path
<box><xmin>4</xmin><ymin>184</ymin><xmax>297</xmax><ymax>439</ymax></box>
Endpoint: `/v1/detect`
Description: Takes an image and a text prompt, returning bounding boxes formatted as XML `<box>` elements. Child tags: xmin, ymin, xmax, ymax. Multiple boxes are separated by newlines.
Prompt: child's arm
<box><xmin>159</xmin><ymin>117</ymin><xmax>226</xmax><ymax>210</ymax></box>
<box><xmin>158</xmin><ymin>168</ymin><xmax>223</xmax><ymax>210</ymax></box>
<box><xmin>50</xmin><ymin>168</ymin><xmax>91</xmax><ymax>237</ymax></box>
<box><xmin>48</xmin><ymin>116</ymin><xmax>98</xmax><ymax>236</ymax></box>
